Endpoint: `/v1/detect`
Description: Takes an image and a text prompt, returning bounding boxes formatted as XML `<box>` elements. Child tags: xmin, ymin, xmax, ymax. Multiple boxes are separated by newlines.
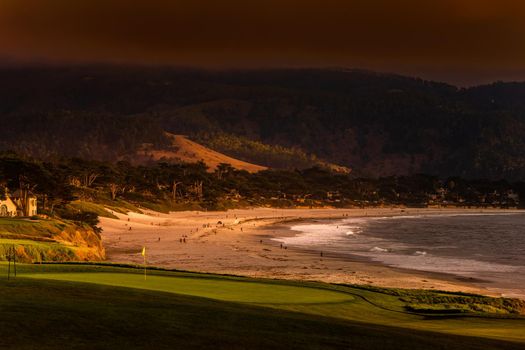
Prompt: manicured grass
<box><xmin>0</xmin><ymin>238</ymin><xmax>76</xmax><ymax>262</ymax></box>
<box><xmin>0</xmin><ymin>263</ymin><xmax>524</xmax><ymax>349</ymax></box>
<box><xmin>23</xmin><ymin>272</ymin><xmax>354</xmax><ymax>304</ymax></box>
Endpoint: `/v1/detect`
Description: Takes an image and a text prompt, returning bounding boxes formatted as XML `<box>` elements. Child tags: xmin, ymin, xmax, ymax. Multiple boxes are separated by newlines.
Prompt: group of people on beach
<box><xmin>121</xmin><ymin>212</ymin><xmax>301</xmax><ymax>260</ymax></box>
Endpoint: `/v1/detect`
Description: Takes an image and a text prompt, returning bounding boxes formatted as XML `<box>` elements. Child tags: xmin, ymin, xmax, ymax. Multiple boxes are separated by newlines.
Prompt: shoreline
<box><xmin>262</xmin><ymin>216</ymin><xmax>525</xmax><ymax>298</ymax></box>
<box><xmin>99</xmin><ymin>207</ymin><xmax>525</xmax><ymax>299</ymax></box>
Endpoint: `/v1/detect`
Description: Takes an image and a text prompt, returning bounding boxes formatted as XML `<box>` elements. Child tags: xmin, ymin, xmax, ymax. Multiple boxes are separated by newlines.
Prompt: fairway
<box><xmin>24</xmin><ymin>272</ymin><xmax>354</xmax><ymax>304</ymax></box>
<box><xmin>1</xmin><ymin>263</ymin><xmax>524</xmax><ymax>349</ymax></box>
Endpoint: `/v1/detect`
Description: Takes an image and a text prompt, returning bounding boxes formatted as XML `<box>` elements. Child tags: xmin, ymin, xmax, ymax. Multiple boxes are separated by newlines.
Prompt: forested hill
<box><xmin>1</xmin><ymin>66</ymin><xmax>525</xmax><ymax>179</ymax></box>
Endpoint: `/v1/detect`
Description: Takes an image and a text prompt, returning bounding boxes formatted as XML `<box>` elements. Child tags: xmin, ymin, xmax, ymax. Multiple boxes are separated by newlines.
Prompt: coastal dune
<box><xmin>100</xmin><ymin>207</ymin><xmax>523</xmax><ymax>298</ymax></box>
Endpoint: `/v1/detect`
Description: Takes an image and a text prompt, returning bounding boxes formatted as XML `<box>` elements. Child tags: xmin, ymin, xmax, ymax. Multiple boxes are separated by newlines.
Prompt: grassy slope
<box><xmin>197</xmin><ymin>132</ymin><xmax>351</xmax><ymax>172</ymax></box>
<box><xmin>0</xmin><ymin>263</ymin><xmax>523</xmax><ymax>349</ymax></box>
<box><xmin>0</xmin><ymin>217</ymin><xmax>69</xmax><ymax>239</ymax></box>
<box><xmin>66</xmin><ymin>200</ymin><xmax>119</xmax><ymax>219</ymax></box>
<box><xmin>0</xmin><ymin>218</ymin><xmax>76</xmax><ymax>262</ymax></box>
<box><xmin>0</xmin><ymin>218</ymin><xmax>104</xmax><ymax>262</ymax></box>
<box><xmin>135</xmin><ymin>134</ymin><xmax>267</xmax><ymax>173</ymax></box>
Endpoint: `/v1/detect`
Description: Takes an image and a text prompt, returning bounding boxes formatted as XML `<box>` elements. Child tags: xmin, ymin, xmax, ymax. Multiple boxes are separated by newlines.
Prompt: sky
<box><xmin>0</xmin><ymin>0</ymin><xmax>524</xmax><ymax>86</ymax></box>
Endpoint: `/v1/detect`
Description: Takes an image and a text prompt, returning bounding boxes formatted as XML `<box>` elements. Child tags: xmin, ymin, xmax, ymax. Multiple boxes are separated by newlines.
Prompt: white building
<box><xmin>0</xmin><ymin>189</ymin><xmax>38</xmax><ymax>217</ymax></box>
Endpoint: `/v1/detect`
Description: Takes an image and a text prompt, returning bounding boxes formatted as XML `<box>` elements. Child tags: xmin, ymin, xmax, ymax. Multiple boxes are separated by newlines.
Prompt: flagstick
<box><xmin>7</xmin><ymin>248</ymin><xmax>11</xmax><ymax>281</ymax></box>
<box><xmin>13</xmin><ymin>245</ymin><xmax>16</xmax><ymax>277</ymax></box>
<box><xmin>141</xmin><ymin>246</ymin><xmax>147</xmax><ymax>280</ymax></box>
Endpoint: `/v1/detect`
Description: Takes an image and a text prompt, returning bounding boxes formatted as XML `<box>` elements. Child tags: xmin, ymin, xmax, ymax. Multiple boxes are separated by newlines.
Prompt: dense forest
<box><xmin>1</xmin><ymin>66</ymin><xmax>525</xmax><ymax>179</ymax></box>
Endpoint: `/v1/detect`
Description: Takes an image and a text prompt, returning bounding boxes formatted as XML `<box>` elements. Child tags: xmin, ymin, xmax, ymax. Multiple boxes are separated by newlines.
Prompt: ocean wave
<box><xmin>370</xmin><ymin>246</ymin><xmax>388</xmax><ymax>252</ymax></box>
<box><xmin>357</xmin><ymin>252</ymin><xmax>520</xmax><ymax>274</ymax></box>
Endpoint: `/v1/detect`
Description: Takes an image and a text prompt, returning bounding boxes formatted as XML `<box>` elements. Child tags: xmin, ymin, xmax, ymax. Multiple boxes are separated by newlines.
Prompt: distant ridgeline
<box><xmin>1</xmin><ymin>66</ymin><xmax>525</xmax><ymax>179</ymax></box>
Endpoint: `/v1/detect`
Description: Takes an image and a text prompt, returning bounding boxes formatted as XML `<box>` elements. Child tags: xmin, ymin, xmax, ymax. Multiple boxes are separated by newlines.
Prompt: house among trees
<box><xmin>0</xmin><ymin>189</ymin><xmax>38</xmax><ymax>217</ymax></box>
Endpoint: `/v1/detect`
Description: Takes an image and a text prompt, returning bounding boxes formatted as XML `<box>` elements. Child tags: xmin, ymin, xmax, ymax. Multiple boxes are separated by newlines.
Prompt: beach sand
<box><xmin>99</xmin><ymin>207</ymin><xmax>523</xmax><ymax>298</ymax></box>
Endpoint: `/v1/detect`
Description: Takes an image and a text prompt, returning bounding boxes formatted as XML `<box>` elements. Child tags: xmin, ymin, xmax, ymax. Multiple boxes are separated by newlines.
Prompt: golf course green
<box><xmin>1</xmin><ymin>262</ymin><xmax>524</xmax><ymax>349</ymax></box>
<box><xmin>23</xmin><ymin>272</ymin><xmax>354</xmax><ymax>304</ymax></box>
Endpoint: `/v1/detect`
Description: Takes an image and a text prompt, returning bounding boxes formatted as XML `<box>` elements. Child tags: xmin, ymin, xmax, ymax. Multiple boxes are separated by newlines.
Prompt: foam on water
<box><xmin>272</xmin><ymin>213</ymin><xmax>525</xmax><ymax>296</ymax></box>
<box><xmin>370</xmin><ymin>246</ymin><xmax>389</xmax><ymax>252</ymax></box>
<box><xmin>359</xmin><ymin>250</ymin><xmax>519</xmax><ymax>274</ymax></box>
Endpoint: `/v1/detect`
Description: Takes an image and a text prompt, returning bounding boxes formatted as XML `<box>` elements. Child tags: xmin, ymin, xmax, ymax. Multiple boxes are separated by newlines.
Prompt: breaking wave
<box><xmin>370</xmin><ymin>246</ymin><xmax>388</xmax><ymax>252</ymax></box>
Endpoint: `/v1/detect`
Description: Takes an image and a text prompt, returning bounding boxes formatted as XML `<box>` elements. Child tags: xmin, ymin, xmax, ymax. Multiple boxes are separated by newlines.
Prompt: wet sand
<box><xmin>99</xmin><ymin>207</ymin><xmax>523</xmax><ymax>298</ymax></box>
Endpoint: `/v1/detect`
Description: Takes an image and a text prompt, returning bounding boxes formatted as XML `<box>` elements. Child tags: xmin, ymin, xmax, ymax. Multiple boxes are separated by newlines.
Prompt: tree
<box><xmin>171</xmin><ymin>180</ymin><xmax>182</xmax><ymax>201</ymax></box>
<box><xmin>108</xmin><ymin>183</ymin><xmax>120</xmax><ymax>201</ymax></box>
<box><xmin>215</xmin><ymin>163</ymin><xmax>234</xmax><ymax>180</ymax></box>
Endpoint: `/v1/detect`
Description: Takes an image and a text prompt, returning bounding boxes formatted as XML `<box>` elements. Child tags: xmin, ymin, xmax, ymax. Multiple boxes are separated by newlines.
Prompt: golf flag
<box><xmin>141</xmin><ymin>246</ymin><xmax>147</xmax><ymax>280</ymax></box>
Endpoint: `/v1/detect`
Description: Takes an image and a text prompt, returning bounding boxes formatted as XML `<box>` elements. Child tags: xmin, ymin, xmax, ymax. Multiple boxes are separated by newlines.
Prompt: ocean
<box><xmin>273</xmin><ymin>213</ymin><xmax>525</xmax><ymax>298</ymax></box>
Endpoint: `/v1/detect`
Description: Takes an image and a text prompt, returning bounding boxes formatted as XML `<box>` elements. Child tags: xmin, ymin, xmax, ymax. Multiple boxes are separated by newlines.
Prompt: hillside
<box><xmin>132</xmin><ymin>133</ymin><xmax>267</xmax><ymax>173</ymax></box>
<box><xmin>1</xmin><ymin>66</ymin><xmax>525</xmax><ymax>179</ymax></box>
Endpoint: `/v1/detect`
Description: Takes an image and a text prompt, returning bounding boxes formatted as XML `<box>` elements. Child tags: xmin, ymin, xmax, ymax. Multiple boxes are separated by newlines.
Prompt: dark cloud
<box><xmin>0</xmin><ymin>0</ymin><xmax>524</xmax><ymax>85</ymax></box>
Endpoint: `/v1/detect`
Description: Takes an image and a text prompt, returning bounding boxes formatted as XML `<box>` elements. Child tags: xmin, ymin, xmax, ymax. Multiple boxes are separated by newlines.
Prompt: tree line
<box><xmin>1</xmin><ymin>155</ymin><xmax>524</xmax><ymax>228</ymax></box>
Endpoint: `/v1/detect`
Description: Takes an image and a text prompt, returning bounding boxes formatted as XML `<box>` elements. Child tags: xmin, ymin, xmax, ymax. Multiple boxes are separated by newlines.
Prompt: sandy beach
<box><xmin>99</xmin><ymin>207</ymin><xmax>524</xmax><ymax>298</ymax></box>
